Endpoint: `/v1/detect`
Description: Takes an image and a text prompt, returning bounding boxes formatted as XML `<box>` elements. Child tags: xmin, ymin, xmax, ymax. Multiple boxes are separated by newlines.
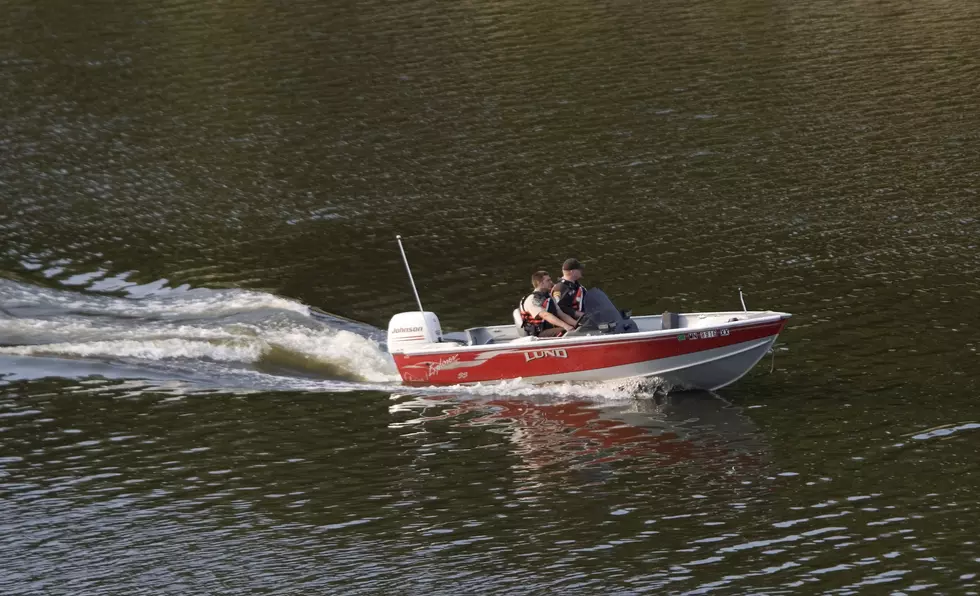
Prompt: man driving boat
<box><xmin>552</xmin><ymin>258</ymin><xmax>587</xmax><ymax>320</ymax></box>
<box><xmin>520</xmin><ymin>271</ymin><xmax>578</xmax><ymax>337</ymax></box>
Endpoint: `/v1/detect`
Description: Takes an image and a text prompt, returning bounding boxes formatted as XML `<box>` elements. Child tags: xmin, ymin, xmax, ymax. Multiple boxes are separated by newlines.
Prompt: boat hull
<box><xmin>393</xmin><ymin>317</ymin><xmax>788</xmax><ymax>390</ymax></box>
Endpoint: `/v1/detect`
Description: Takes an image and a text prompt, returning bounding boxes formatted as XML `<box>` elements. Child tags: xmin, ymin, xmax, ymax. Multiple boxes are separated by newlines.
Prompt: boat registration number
<box><xmin>684</xmin><ymin>329</ymin><xmax>729</xmax><ymax>341</ymax></box>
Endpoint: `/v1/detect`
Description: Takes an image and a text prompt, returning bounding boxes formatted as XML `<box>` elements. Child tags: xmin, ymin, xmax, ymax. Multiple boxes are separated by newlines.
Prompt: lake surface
<box><xmin>2</xmin><ymin>0</ymin><xmax>979</xmax><ymax>592</ymax></box>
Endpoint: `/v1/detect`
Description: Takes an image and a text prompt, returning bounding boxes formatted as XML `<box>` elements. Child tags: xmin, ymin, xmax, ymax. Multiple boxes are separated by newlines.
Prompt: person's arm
<box><xmin>540</xmin><ymin>310</ymin><xmax>574</xmax><ymax>332</ymax></box>
<box><xmin>555</xmin><ymin>309</ymin><xmax>579</xmax><ymax>328</ymax></box>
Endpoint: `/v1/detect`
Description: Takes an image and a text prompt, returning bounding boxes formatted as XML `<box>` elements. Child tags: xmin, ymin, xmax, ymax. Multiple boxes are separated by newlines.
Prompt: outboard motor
<box><xmin>567</xmin><ymin>289</ymin><xmax>639</xmax><ymax>336</ymax></box>
<box><xmin>387</xmin><ymin>312</ymin><xmax>442</xmax><ymax>351</ymax></box>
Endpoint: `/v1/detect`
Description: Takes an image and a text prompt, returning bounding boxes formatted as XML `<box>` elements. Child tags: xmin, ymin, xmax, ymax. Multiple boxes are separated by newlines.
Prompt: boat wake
<box><xmin>0</xmin><ymin>278</ymin><xmax>397</xmax><ymax>386</ymax></box>
<box><xmin>0</xmin><ymin>279</ymin><xmax>665</xmax><ymax>400</ymax></box>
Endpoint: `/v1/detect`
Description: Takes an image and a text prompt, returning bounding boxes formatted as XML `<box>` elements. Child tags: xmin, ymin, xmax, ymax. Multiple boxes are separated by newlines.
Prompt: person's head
<box><xmin>531</xmin><ymin>270</ymin><xmax>554</xmax><ymax>291</ymax></box>
<box><xmin>562</xmin><ymin>258</ymin><xmax>584</xmax><ymax>281</ymax></box>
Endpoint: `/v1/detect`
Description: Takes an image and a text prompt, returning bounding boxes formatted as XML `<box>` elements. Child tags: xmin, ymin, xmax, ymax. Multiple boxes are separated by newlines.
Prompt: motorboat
<box><xmin>387</xmin><ymin>236</ymin><xmax>791</xmax><ymax>390</ymax></box>
<box><xmin>388</xmin><ymin>290</ymin><xmax>790</xmax><ymax>390</ymax></box>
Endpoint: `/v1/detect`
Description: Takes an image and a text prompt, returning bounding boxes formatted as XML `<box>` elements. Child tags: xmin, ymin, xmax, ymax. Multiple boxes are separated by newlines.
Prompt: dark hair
<box><xmin>531</xmin><ymin>270</ymin><xmax>551</xmax><ymax>288</ymax></box>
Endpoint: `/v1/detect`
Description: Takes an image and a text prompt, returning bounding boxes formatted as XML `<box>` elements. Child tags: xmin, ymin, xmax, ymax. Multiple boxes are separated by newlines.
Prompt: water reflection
<box><xmin>5</xmin><ymin>380</ymin><xmax>979</xmax><ymax>592</ymax></box>
<box><xmin>390</xmin><ymin>392</ymin><xmax>768</xmax><ymax>476</ymax></box>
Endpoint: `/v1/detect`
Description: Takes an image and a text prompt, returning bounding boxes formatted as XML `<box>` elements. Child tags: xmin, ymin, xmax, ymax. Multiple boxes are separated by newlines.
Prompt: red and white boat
<box><xmin>387</xmin><ymin>290</ymin><xmax>789</xmax><ymax>390</ymax></box>
<box><xmin>387</xmin><ymin>237</ymin><xmax>790</xmax><ymax>390</ymax></box>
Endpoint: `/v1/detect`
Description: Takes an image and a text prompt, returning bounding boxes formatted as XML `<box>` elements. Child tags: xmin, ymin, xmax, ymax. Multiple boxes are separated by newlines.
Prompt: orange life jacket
<box><xmin>519</xmin><ymin>291</ymin><xmax>558</xmax><ymax>336</ymax></box>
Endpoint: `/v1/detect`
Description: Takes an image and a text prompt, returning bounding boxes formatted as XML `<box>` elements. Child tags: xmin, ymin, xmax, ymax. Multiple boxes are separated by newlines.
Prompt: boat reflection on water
<box><xmin>389</xmin><ymin>389</ymin><xmax>768</xmax><ymax>475</ymax></box>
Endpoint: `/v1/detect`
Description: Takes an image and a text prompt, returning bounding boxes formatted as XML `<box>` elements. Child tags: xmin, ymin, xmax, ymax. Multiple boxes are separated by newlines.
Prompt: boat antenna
<box><xmin>396</xmin><ymin>235</ymin><xmax>426</xmax><ymax>314</ymax></box>
<box><xmin>738</xmin><ymin>287</ymin><xmax>748</xmax><ymax>312</ymax></box>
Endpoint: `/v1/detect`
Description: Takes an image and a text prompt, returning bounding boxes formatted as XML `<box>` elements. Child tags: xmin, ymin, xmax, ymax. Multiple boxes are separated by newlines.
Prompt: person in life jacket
<box><xmin>520</xmin><ymin>271</ymin><xmax>579</xmax><ymax>337</ymax></box>
<box><xmin>552</xmin><ymin>258</ymin><xmax>587</xmax><ymax>320</ymax></box>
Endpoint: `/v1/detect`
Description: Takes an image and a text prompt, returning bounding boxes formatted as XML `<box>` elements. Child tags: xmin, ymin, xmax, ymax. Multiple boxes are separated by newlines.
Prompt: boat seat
<box><xmin>512</xmin><ymin>309</ymin><xmax>528</xmax><ymax>337</ymax></box>
<box><xmin>439</xmin><ymin>332</ymin><xmax>469</xmax><ymax>345</ymax></box>
<box><xmin>662</xmin><ymin>311</ymin><xmax>681</xmax><ymax>330</ymax></box>
<box><xmin>465</xmin><ymin>327</ymin><xmax>495</xmax><ymax>346</ymax></box>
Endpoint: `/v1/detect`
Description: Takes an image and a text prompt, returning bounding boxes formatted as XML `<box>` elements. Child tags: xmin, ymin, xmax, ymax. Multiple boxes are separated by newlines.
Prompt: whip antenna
<box><xmin>396</xmin><ymin>235</ymin><xmax>425</xmax><ymax>313</ymax></box>
<box><xmin>739</xmin><ymin>287</ymin><xmax>748</xmax><ymax>312</ymax></box>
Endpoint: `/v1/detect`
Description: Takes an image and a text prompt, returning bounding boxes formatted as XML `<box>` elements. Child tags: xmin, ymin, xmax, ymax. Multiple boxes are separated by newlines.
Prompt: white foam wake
<box><xmin>0</xmin><ymin>326</ymin><xmax>398</xmax><ymax>383</ymax></box>
<box><xmin>263</xmin><ymin>328</ymin><xmax>397</xmax><ymax>383</ymax></box>
<box><xmin>400</xmin><ymin>378</ymin><xmax>659</xmax><ymax>400</ymax></box>
<box><xmin>0</xmin><ymin>279</ymin><xmax>398</xmax><ymax>383</ymax></box>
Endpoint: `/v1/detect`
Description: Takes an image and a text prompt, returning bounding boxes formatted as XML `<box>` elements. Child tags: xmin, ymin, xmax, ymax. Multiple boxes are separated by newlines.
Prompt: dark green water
<box><xmin>2</xmin><ymin>0</ymin><xmax>979</xmax><ymax>592</ymax></box>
